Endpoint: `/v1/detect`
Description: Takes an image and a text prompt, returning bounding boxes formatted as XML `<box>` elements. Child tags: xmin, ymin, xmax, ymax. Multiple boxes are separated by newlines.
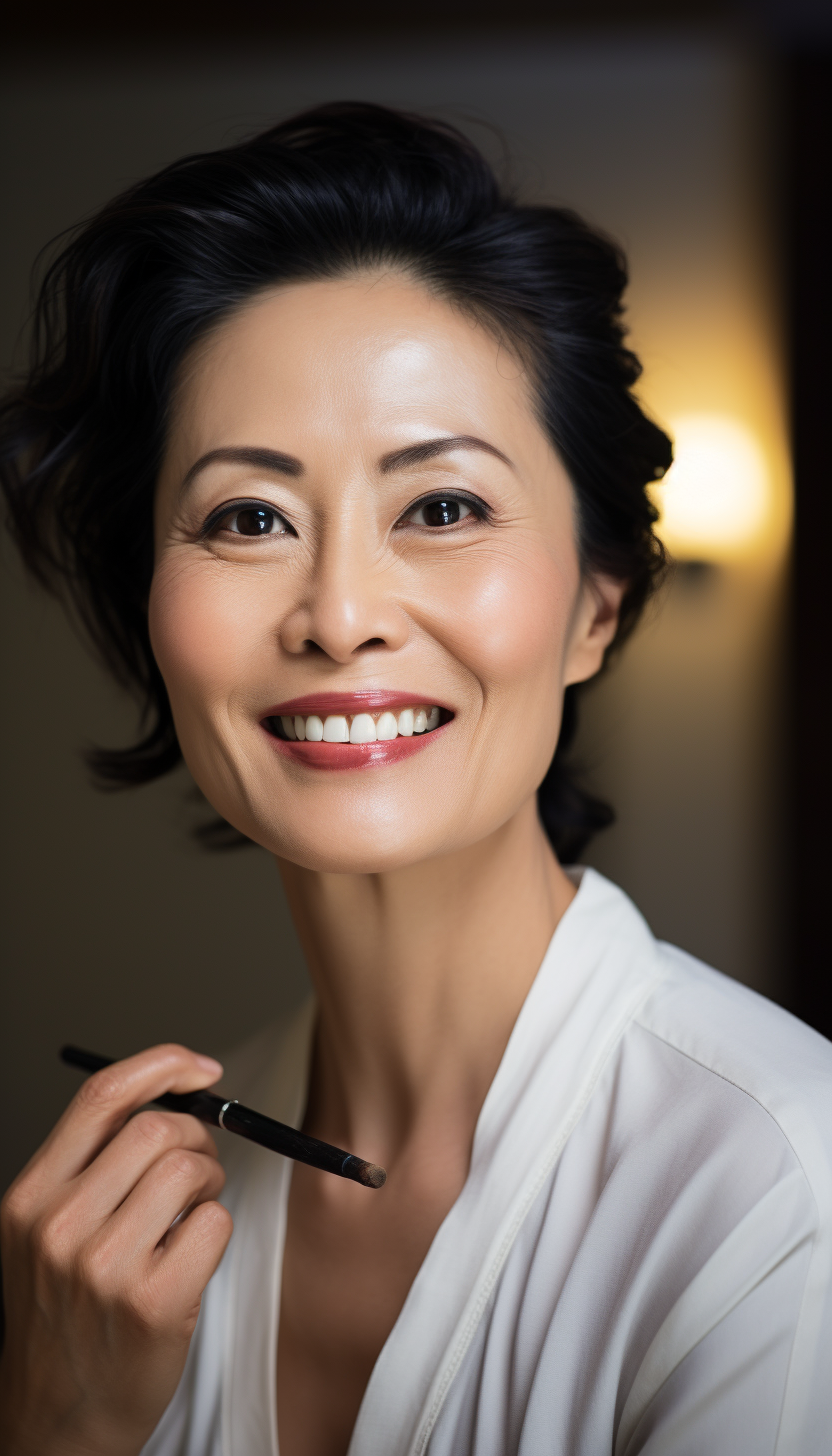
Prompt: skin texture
<box><xmin>0</xmin><ymin>1046</ymin><xmax>232</xmax><ymax>1456</ymax></box>
<box><xmin>0</xmin><ymin>271</ymin><xmax>623</xmax><ymax>1456</ymax></box>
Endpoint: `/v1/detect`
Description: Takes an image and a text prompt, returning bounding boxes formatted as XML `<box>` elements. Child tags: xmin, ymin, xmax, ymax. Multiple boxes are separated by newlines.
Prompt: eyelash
<box><xmin>396</xmin><ymin>491</ymin><xmax>491</xmax><ymax>529</ymax></box>
<box><xmin>199</xmin><ymin>491</ymin><xmax>492</xmax><ymax>539</ymax></box>
<box><xmin>199</xmin><ymin>499</ymin><xmax>294</xmax><ymax>539</ymax></box>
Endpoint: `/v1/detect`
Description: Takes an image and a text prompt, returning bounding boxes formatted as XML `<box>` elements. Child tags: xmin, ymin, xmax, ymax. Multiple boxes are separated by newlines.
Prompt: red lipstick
<box><xmin>260</xmin><ymin>691</ymin><xmax>453</xmax><ymax>771</ymax></box>
<box><xmin>265</xmin><ymin>733</ymin><xmax>446</xmax><ymax>770</ymax></box>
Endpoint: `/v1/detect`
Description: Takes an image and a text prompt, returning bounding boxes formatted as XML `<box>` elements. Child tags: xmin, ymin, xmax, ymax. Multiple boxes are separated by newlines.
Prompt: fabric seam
<box><xmin>634</xmin><ymin>1018</ymin><xmax>820</xmax><ymax>1214</ymax></box>
<box><xmin>634</xmin><ymin>1017</ymin><xmax>823</xmax><ymax>1456</ymax></box>
<box><xmin>411</xmin><ymin>963</ymin><xmax>668</xmax><ymax>1455</ymax></box>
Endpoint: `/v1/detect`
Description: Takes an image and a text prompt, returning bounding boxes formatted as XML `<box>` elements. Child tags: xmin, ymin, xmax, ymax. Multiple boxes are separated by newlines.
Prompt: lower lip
<box><xmin>262</xmin><ymin>722</ymin><xmax>449</xmax><ymax>770</ymax></box>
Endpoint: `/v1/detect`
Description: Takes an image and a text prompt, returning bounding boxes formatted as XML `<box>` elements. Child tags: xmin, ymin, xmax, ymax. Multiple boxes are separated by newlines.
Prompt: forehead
<box><xmin>171</xmin><ymin>270</ymin><xmax>543</xmax><ymax>455</ymax></box>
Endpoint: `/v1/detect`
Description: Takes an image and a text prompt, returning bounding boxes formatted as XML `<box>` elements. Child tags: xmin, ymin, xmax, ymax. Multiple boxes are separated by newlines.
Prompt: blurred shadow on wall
<box><xmin>0</xmin><ymin>23</ymin><xmax>792</xmax><ymax>1193</ymax></box>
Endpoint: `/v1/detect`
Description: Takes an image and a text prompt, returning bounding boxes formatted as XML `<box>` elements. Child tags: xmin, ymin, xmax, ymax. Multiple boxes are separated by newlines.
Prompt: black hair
<box><xmin>0</xmin><ymin>101</ymin><xmax>671</xmax><ymax>861</ymax></box>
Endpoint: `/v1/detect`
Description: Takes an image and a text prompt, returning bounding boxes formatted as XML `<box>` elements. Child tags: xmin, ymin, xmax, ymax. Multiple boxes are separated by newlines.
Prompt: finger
<box><xmin>142</xmin><ymin>1201</ymin><xmax>234</xmax><ymax>1334</ymax></box>
<box><xmin>63</xmin><ymin>1110</ymin><xmax>220</xmax><ymax>1228</ymax></box>
<box><xmin>99</xmin><ymin>1147</ymin><xmax>227</xmax><ymax>1260</ymax></box>
<box><xmin>32</xmin><ymin>1045</ymin><xmax>224</xmax><ymax>1187</ymax></box>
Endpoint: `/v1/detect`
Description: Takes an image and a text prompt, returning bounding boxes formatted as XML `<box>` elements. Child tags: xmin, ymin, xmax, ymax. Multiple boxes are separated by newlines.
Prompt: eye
<box><xmin>404</xmin><ymin>496</ymin><xmax>478</xmax><ymax>528</ymax></box>
<box><xmin>206</xmin><ymin>502</ymin><xmax>292</xmax><ymax>538</ymax></box>
<box><xmin>228</xmin><ymin>505</ymin><xmax>288</xmax><ymax>536</ymax></box>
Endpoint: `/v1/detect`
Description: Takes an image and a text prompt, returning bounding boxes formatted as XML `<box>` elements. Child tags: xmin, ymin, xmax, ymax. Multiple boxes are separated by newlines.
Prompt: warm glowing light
<box><xmin>652</xmin><ymin>415</ymin><xmax>772</xmax><ymax>560</ymax></box>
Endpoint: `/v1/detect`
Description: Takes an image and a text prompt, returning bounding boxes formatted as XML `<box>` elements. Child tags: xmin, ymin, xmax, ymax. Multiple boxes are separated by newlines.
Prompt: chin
<box><xmin>212</xmin><ymin>783</ymin><xmax>490</xmax><ymax>874</ymax></box>
<box><xmin>184</xmin><ymin>725</ymin><xmax>546</xmax><ymax>874</ymax></box>
<box><xmin>249</xmin><ymin>812</ymin><xmax>461</xmax><ymax>875</ymax></box>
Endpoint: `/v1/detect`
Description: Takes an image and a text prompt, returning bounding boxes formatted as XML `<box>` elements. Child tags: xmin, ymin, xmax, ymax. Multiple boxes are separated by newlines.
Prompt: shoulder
<box><xmin>634</xmin><ymin>942</ymin><xmax>832</xmax><ymax>1210</ymax></box>
<box><xmin>568</xmin><ymin>870</ymin><xmax>832</xmax><ymax>1221</ymax></box>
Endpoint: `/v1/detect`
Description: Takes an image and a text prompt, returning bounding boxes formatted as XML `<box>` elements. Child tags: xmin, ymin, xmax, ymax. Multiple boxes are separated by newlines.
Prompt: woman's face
<box><xmin>150</xmin><ymin>273</ymin><xmax>621</xmax><ymax>872</ymax></box>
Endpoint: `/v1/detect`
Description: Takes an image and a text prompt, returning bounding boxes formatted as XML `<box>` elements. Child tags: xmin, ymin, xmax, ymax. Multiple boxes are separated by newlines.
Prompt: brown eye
<box><xmin>425</xmin><ymin>499</ymin><xmax>460</xmax><ymax>527</ymax></box>
<box><xmin>407</xmin><ymin>497</ymin><xmax>475</xmax><ymax>528</ymax></box>
<box><xmin>227</xmin><ymin>506</ymin><xmax>287</xmax><ymax>536</ymax></box>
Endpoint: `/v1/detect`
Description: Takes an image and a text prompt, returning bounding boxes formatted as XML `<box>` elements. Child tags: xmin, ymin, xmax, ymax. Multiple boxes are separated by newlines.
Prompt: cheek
<box><xmin>426</xmin><ymin>538</ymin><xmax>577</xmax><ymax>711</ymax></box>
<box><xmin>148</xmin><ymin>558</ymin><xmax>255</xmax><ymax>715</ymax></box>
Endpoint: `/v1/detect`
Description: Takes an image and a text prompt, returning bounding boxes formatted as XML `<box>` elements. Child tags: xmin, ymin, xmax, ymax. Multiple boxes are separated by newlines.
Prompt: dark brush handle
<box><xmin>59</xmin><ymin>1045</ymin><xmax>386</xmax><ymax>1188</ymax></box>
<box><xmin>61</xmin><ymin>1044</ymin><xmax>227</xmax><ymax>1124</ymax></box>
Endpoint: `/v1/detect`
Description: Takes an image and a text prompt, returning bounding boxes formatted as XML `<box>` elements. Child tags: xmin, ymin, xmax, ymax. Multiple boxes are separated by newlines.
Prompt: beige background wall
<box><xmin>0</xmin><ymin>34</ymin><xmax>788</xmax><ymax>1193</ymax></box>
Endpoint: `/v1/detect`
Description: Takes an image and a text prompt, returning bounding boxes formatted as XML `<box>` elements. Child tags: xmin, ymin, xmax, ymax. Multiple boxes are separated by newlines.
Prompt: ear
<box><xmin>563</xmin><ymin>573</ymin><xmax>627</xmax><ymax>687</ymax></box>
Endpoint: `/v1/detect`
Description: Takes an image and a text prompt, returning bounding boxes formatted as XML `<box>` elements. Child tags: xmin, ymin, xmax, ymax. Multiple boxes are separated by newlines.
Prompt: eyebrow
<box><xmin>180</xmin><ymin>446</ymin><xmax>303</xmax><ymax>491</ymax></box>
<box><xmin>180</xmin><ymin>433</ymin><xmax>513</xmax><ymax>493</ymax></box>
<box><xmin>379</xmin><ymin>435</ymin><xmax>514</xmax><ymax>473</ymax></box>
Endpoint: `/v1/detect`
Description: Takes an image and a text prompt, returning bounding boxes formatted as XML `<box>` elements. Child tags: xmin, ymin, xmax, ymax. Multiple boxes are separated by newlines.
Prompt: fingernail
<box><xmin>196</xmin><ymin>1054</ymin><xmax>223</xmax><ymax>1075</ymax></box>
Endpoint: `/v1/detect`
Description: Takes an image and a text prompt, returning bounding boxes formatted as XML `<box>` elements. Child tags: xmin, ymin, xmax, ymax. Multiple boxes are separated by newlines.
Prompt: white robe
<box><xmin>141</xmin><ymin>869</ymin><xmax>832</xmax><ymax>1455</ymax></box>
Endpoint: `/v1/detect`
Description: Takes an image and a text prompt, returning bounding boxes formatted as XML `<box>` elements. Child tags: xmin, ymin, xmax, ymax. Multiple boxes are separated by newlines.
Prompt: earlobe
<box><xmin>563</xmin><ymin>574</ymin><xmax>626</xmax><ymax>687</ymax></box>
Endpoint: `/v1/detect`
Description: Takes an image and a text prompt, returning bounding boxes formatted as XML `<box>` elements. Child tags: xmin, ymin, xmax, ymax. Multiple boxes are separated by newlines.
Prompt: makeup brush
<box><xmin>60</xmin><ymin>1045</ymin><xmax>386</xmax><ymax>1189</ymax></box>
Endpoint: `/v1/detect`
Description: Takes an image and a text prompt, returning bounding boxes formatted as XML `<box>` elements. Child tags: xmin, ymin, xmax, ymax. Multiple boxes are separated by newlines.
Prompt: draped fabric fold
<box><xmin>141</xmin><ymin>871</ymin><xmax>832</xmax><ymax>1456</ymax></box>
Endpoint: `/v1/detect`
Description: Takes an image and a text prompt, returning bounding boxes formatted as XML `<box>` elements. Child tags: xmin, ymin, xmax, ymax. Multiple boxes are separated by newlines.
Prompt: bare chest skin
<box><xmin>277</xmin><ymin>1148</ymin><xmax>467</xmax><ymax>1456</ymax></box>
<box><xmin>272</xmin><ymin>809</ymin><xmax>582</xmax><ymax>1456</ymax></box>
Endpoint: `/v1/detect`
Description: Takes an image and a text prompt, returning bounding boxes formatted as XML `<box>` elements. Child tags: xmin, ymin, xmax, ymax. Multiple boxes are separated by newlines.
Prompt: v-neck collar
<box><xmin>222</xmin><ymin>869</ymin><xmax>666</xmax><ymax>1456</ymax></box>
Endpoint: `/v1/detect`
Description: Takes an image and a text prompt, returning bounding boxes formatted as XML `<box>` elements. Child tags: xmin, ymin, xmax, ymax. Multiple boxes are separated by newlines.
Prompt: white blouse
<box><xmin>141</xmin><ymin>869</ymin><xmax>832</xmax><ymax>1456</ymax></box>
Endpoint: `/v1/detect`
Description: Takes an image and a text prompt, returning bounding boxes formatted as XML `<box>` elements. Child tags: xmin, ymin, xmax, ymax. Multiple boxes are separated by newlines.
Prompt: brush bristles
<box><xmin>352</xmin><ymin>1159</ymin><xmax>387</xmax><ymax>1189</ymax></box>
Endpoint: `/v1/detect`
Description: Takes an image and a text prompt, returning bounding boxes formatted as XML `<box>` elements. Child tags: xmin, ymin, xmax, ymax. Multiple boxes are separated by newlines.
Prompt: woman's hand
<box><xmin>0</xmin><ymin>1044</ymin><xmax>233</xmax><ymax>1456</ymax></box>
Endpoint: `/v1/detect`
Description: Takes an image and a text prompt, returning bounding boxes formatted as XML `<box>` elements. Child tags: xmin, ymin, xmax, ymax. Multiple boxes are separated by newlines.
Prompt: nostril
<box><xmin>297</xmin><ymin>635</ymin><xmax>388</xmax><ymax>658</ymax></box>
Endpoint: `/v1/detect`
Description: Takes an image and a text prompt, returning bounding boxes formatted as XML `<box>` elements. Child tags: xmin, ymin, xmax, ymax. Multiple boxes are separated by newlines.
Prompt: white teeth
<box><xmin>276</xmin><ymin>706</ymin><xmax>444</xmax><ymax>743</ymax></box>
<box><xmin>350</xmin><ymin>713</ymin><xmax>377</xmax><ymax>744</ymax></box>
<box><xmin>323</xmin><ymin>715</ymin><xmax>349</xmax><ymax>743</ymax></box>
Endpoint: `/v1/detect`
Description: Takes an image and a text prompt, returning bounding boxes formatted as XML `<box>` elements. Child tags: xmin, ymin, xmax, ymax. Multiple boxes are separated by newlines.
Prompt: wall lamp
<box><xmin>652</xmin><ymin>414</ymin><xmax>773</xmax><ymax>564</ymax></box>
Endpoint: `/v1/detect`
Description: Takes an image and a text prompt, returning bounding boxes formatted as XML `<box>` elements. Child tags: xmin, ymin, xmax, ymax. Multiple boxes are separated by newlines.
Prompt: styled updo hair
<box><xmin>0</xmin><ymin>102</ymin><xmax>671</xmax><ymax>860</ymax></box>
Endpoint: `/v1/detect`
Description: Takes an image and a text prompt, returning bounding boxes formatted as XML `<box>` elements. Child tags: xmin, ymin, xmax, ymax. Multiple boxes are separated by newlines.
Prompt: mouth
<box><xmin>261</xmin><ymin>692</ymin><xmax>453</xmax><ymax>770</ymax></box>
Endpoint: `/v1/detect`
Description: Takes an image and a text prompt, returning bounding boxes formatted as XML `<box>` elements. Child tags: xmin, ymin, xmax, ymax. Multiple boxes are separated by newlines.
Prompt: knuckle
<box><xmin>161</xmin><ymin>1148</ymin><xmax>203</xmax><ymax>1183</ymax></box>
<box><xmin>154</xmin><ymin>1042</ymin><xmax>192</xmax><ymax>1067</ymax></box>
<box><xmin>194</xmin><ymin>1202</ymin><xmax>235</xmax><ymax>1260</ymax></box>
<box><xmin>76</xmin><ymin>1066</ymin><xmax>123</xmax><ymax>1111</ymax></box>
<box><xmin>199</xmin><ymin>1172</ymin><xmax>226</xmax><ymax>1209</ymax></box>
<box><xmin>131</xmin><ymin>1108</ymin><xmax>177</xmax><ymax>1149</ymax></box>
<box><xmin>209</xmin><ymin>1161</ymin><xmax>228</xmax><ymax>1194</ymax></box>
<box><xmin>31</xmin><ymin>1205</ymin><xmax>75</xmax><ymax>1265</ymax></box>
<box><xmin>80</xmin><ymin>1237</ymin><xmax>117</xmax><ymax>1290</ymax></box>
<box><xmin>1</xmin><ymin>1178</ymin><xmax>34</xmax><ymax>1233</ymax></box>
<box><xmin>81</xmin><ymin>1244</ymin><xmax>137</xmax><ymax>1309</ymax></box>
<box><xmin>176</xmin><ymin>1200</ymin><xmax>233</xmax><ymax>1260</ymax></box>
<box><xmin>204</xmin><ymin>1202</ymin><xmax>233</xmax><ymax>1241</ymax></box>
<box><xmin>194</xmin><ymin>1198</ymin><xmax>233</xmax><ymax>1235</ymax></box>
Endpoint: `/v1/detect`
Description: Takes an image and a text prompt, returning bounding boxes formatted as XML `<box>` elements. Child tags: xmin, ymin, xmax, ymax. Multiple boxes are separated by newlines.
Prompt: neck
<box><xmin>276</xmin><ymin>798</ymin><xmax>576</xmax><ymax>1172</ymax></box>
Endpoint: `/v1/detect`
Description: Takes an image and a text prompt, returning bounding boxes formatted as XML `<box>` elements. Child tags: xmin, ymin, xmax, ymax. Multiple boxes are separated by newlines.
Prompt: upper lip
<box><xmin>262</xmin><ymin>690</ymin><xmax>452</xmax><ymax>717</ymax></box>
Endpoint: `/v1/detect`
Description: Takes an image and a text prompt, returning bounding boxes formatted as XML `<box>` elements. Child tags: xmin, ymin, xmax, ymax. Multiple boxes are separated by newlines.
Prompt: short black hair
<box><xmin>0</xmin><ymin>101</ymin><xmax>671</xmax><ymax>861</ymax></box>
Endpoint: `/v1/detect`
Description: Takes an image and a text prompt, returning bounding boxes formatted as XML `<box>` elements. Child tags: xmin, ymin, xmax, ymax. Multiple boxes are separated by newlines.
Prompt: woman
<box><xmin>0</xmin><ymin>104</ymin><xmax>830</xmax><ymax>1456</ymax></box>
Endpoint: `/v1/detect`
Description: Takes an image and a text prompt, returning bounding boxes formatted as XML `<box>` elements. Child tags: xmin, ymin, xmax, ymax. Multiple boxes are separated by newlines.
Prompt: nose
<box><xmin>279</xmin><ymin>521</ymin><xmax>410</xmax><ymax>664</ymax></box>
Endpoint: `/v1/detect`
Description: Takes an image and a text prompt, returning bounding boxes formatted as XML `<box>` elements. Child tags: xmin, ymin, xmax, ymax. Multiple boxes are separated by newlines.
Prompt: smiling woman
<box><xmin>148</xmin><ymin>270</ymin><xmax>626</xmax><ymax>873</ymax></box>
<box><xmin>1</xmin><ymin>103</ymin><xmax>831</xmax><ymax>1456</ymax></box>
